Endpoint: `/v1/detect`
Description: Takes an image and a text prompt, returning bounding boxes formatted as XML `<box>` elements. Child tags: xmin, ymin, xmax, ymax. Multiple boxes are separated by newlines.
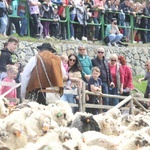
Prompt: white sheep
<box><xmin>25</xmin><ymin>112</ymin><xmax>58</xmax><ymax>136</ymax></box>
<box><xmin>98</xmin><ymin>115</ymin><xmax>121</xmax><ymax>136</ymax></box>
<box><xmin>0</xmin><ymin>97</ymin><xmax>9</xmax><ymax>119</ymax></box>
<box><xmin>55</xmin><ymin>100</ymin><xmax>74</xmax><ymax>126</ymax></box>
<box><xmin>107</xmin><ymin>108</ymin><xmax>121</xmax><ymax>120</ymax></box>
<box><xmin>4</xmin><ymin>120</ymin><xmax>28</xmax><ymax>150</ymax></box>
<box><xmin>127</xmin><ymin>118</ymin><xmax>149</xmax><ymax>131</ymax></box>
<box><xmin>120</xmin><ymin>134</ymin><xmax>149</xmax><ymax>150</ymax></box>
<box><xmin>121</xmin><ymin>114</ymin><xmax>135</xmax><ymax>126</ymax></box>
<box><xmin>82</xmin><ymin>131</ymin><xmax>120</xmax><ymax>150</ymax></box>
<box><xmin>48</xmin><ymin>105</ymin><xmax>68</xmax><ymax>127</ymax></box>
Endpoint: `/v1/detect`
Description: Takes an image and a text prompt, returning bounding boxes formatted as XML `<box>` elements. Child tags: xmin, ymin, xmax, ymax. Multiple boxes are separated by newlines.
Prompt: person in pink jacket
<box><xmin>108</xmin><ymin>54</ymin><xmax>124</xmax><ymax>106</ymax></box>
<box><xmin>0</xmin><ymin>65</ymin><xmax>18</xmax><ymax>99</ymax></box>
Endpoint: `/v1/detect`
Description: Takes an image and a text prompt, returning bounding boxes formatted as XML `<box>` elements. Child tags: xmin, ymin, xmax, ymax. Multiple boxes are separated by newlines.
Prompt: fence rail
<box><xmin>0</xmin><ymin>81</ymin><xmax>149</xmax><ymax>114</ymax></box>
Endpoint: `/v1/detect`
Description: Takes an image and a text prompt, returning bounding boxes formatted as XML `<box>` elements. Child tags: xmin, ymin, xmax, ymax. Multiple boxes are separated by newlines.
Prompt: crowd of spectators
<box><xmin>0</xmin><ymin>37</ymin><xmax>149</xmax><ymax>114</ymax></box>
<box><xmin>0</xmin><ymin>0</ymin><xmax>150</xmax><ymax>43</ymax></box>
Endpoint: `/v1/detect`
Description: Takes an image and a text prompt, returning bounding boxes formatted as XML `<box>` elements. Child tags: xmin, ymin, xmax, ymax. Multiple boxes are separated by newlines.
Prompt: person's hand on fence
<box><xmin>138</xmin><ymin>78</ymin><xmax>143</xmax><ymax>84</ymax></box>
<box><xmin>125</xmin><ymin>87</ymin><xmax>130</xmax><ymax>92</ymax></box>
<box><xmin>109</xmin><ymin>82</ymin><xmax>115</xmax><ymax>88</ymax></box>
<box><xmin>37</xmin><ymin>2</ymin><xmax>41</xmax><ymax>6</ymax></box>
<box><xmin>119</xmin><ymin>87</ymin><xmax>123</xmax><ymax>94</ymax></box>
<box><xmin>84</xmin><ymin>74</ymin><xmax>91</xmax><ymax>82</ymax></box>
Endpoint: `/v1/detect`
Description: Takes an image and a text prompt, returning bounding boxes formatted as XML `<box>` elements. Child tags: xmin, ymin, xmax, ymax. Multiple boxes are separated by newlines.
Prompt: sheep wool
<box><xmin>71</xmin><ymin>112</ymin><xmax>100</xmax><ymax>133</ymax></box>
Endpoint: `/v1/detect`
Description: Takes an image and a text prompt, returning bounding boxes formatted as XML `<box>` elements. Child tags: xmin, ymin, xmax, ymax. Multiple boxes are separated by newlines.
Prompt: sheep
<box><xmin>139</xmin><ymin>127</ymin><xmax>150</xmax><ymax>136</ymax></box>
<box><xmin>48</xmin><ymin>104</ymin><xmax>69</xmax><ymax>127</ymax></box>
<box><xmin>3</xmin><ymin>106</ymin><xmax>33</xmax><ymax>125</ymax></box>
<box><xmin>25</xmin><ymin>112</ymin><xmax>58</xmax><ymax>136</ymax></box>
<box><xmin>120</xmin><ymin>134</ymin><xmax>149</xmax><ymax>150</ymax></box>
<box><xmin>0</xmin><ymin>127</ymin><xmax>8</xmax><ymax>143</ymax></box>
<box><xmin>38</xmin><ymin>142</ymin><xmax>64</xmax><ymax>150</ymax></box>
<box><xmin>70</xmin><ymin>112</ymin><xmax>100</xmax><ymax>133</ymax></box>
<box><xmin>106</xmin><ymin>108</ymin><xmax>121</xmax><ymax>120</ymax></box>
<box><xmin>3</xmin><ymin>120</ymin><xmax>28</xmax><ymax>150</ymax></box>
<box><xmin>82</xmin><ymin>131</ymin><xmax>120</xmax><ymax>150</ymax></box>
<box><xmin>98</xmin><ymin>115</ymin><xmax>122</xmax><ymax>136</ymax></box>
<box><xmin>29</xmin><ymin>131</ymin><xmax>61</xmax><ymax>149</ymax></box>
<box><xmin>54</xmin><ymin>127</ymin><xmax>83</xmax><ymax>145</ymax></box>
<box><xmin>55</xmin><ymin>100</ymin><xmax>74</xmax><ymax>126</ymax></box>
<box><xmin>0</xmin><ymin>97</ymin><xmax>9</xmax><ymax>119</ymax></box>
<box><xmin>27</xmin><ymin>101</ymin><xmax>46</xmax><ymax>111</ymax></box>
<box><xmin>121</xmin><ymin>114</ymin><xmax>135</xmax><ymax>126</ymax></box>
<box><xmin>127</xmin><ymin>118</ymin><xmax>149</xmax><ymax>131</ymax></box>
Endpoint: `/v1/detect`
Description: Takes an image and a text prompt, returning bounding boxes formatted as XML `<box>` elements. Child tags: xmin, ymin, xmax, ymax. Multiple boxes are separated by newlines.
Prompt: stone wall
<box><xmin>0</xmin><ymin>40</ymin><xmax>150</xmax><ymax>76</ymax></box>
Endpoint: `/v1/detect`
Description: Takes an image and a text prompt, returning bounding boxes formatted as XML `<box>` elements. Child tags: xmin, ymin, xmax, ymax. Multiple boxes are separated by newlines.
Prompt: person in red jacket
<box><xmin>118</xmin><ymin>55</ymin><xmax>134</xmax><ymax>97</ymax></box>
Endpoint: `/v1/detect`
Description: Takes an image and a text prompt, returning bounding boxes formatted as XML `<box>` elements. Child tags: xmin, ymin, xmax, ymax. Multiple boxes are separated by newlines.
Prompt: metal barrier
<box><xmin>8</xmin><ymin>5</ymin><xmax>150</xmax><ymax>43</ymax></box>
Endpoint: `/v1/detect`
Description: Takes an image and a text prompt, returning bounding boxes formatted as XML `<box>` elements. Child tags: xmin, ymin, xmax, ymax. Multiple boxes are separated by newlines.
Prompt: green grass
<box><xmin>133</xmin><ymin>75</ymin><xmax>147</xmax><ymax>94</ymax></box>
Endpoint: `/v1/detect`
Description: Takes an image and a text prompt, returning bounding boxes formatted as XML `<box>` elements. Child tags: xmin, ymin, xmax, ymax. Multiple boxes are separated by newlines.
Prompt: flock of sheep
<box><xmin>0</xmin><ymin>97</ymin><xmax>150</xmax><ymax>150</ymax></box>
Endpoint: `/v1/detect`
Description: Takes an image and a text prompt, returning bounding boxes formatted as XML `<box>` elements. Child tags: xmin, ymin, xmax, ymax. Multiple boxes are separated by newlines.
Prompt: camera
<box><xmin>114</xmin><ymin>22</ymin><xmax>117</xmax><ymax>25</ymax></box>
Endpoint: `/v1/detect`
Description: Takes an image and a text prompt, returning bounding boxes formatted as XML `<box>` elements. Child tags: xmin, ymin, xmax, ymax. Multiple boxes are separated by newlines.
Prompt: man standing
<box><xmin>92</xmin><ymin>47</ymin><xmax>114</xmax><ymax>111</ymax></box>
<box><xmin>0</xmin><ymin>37</ymin><xmax>19</xmax><ymax>81</ymax></box>
<box><xmin>77</xmin><ymin>45</ymin><xmax>92</xmax><ymax>83</ymax></box>
<box><xmin>21</xmin><ymin>43</ymin><xmax>66</xmax><ymax>105</ymax></box>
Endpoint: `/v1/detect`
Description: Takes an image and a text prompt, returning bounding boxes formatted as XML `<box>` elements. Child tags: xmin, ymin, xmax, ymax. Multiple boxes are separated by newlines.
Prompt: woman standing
<box><xmin>0</xmin><ymin>0</ymin><xmax>9</xmax><ymax>37</ymax></box>
<box><xmin>40</xmin><ymin>0</ymin><xmax>53</xmax><ymax>38</ymax></box>
<box><xmin>118</xmin><ymin>55</ymin><xmax>134</xmax><ymax>97</ymax></box>
<box><xmin>60</xmin><ymin>53</ymin><xmax>82</xmax><ymax>113</ymax></box>
<box><xmin>108</xmin><ymin>54</ymin><xmax>124</xmax><ymax>106</ymax></box>
<box><xmin>138</xmin><ymin>60</ymin><xmax>150</xmax><ymax>98</ymax></box>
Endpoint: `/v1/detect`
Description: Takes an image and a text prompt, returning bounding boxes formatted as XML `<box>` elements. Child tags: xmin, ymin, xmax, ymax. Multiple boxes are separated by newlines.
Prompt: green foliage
<box><xmin>133</xmin><ymin>75</ymin><xmax>147</xmax><ymax>94</ymax></box>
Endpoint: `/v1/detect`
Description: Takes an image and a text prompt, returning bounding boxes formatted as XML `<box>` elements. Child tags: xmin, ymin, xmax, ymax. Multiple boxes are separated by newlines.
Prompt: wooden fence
<box><xmin>0</xmin><ymin>81</ymin><xmax>149</xmax><ymax>114</ymax></box>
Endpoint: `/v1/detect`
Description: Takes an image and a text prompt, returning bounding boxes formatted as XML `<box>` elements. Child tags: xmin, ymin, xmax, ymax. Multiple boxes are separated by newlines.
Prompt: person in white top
<box><xmin>21</xmin><ymin>43</ymin><xmax>67</xmax><ymax>105</ymax></box>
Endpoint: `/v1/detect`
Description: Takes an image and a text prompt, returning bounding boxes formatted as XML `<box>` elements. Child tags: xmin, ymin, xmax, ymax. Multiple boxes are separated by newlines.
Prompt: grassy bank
<box><xmin>133</xmin><ymin>75</ymin><xmax>147</xmax><ymax>94</ymax></box>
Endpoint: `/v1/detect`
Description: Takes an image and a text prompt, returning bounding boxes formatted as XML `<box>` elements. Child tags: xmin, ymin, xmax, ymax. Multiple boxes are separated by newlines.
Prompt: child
<box><xmin>0</xmin><ymin>65</ymin><xmax>18</xmax><ymax>99</ymax></box>
<box><xmin>40</xmin><ymin>0</ymin><xmax>53</xmax><ymax>38</ymax></box>
<box><xmin>60</xmin><ymin>54</ymin><xmax>68</xmax><ymax>72</ymax></box>
<box><xmin>50</xmin><ymin>5</ymin><xmax>60</xmax><ymax>38</ymax></box>
<box><xmin>87</xmin><ymin>66</ymin><xmax>102</xmax><ymax>115</ymax></box>
<box><xmin>60</xmin><ymin>54</ymin><xmax>72</xmax><ymax>90</ymax></box>
<box><xmin>138</xmin><ymin>60</ymin><xmax>150</xmax><ymax>99</ymax></box>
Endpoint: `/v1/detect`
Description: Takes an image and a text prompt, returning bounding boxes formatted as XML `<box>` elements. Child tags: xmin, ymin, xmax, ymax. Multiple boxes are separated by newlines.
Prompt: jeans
<box><xmin>70</xmin><ymin>14</ymin><xmax>76</xmax><ymax>37</ymax></box>
<box><xmin>109</xmin><ymin>87</ymin><xmax>119</xmax><ymax>106</ymax></box>
<box><xmin>43</xmin><ymin>21</ymin><xmax>50</xmax><ymax>37</ymax></box>
<box><xmin>18</xmin><ymin>11</ymin><xmax>27</xmax><ymax>36</ymax></box>
<box><xmin>125</xmin><ymin>22</ymin><xmax>131</xmax><ymax>40</ymax></box>
<box><xmin>102</xmin><ymin>82</ymin><xmax>109</xmax><ymax>112</ymax></box>
<box><xmin>60</xmin><ymin>87</ymin><xmax>77</xmax><ymax>113</ymax></box>
<box><xmin>147</xmin><ymin>31</ymin><xmax>150</xmax><ymax>43</ymax></box>
<box><xmin>93</xmin><ymin>18</ymin><xmax>100</xmax><ymax>39</ymax></box>
<box><xmin>31</xmin><ymin>14</ymin><xmax>39</xmax><ymax>35</ymax></box>
<box><xmin>108</xmin><ymin>34</ymin><xmax>123</xmax><ymax>43</ymax></box>
<box><xmin>0</xmin><ymin>14</ymin><xmax>8</xmax><ymax>34</ymax></box>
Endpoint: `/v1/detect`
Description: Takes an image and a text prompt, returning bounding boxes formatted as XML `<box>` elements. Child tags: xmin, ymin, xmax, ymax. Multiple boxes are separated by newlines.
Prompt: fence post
<box><xmin>99</xmin><ymin>93</ymin><xmax>103</xmax><ymax>113</ymax></box>
<box><xmin>66</xmin><ymin>7</ymin><xmax>70</xmax><ymax>40</ymax></box>
<box><xmin>82</xmin><ymin>82</ymin><xmax>86</xmax><ymax>112</ymax></box>
<box><xmin>78</xmin><ymin>86</ymin><xmax>82</xmax><ymax>112</ymax></box>
<box><xmin>130</xmin><ymin>14</ymin><xmax>134</xmax><ymax>43</ymax></box>
<box><xmin>130</xmin><ymin>96</ymin><xmax>134</xmax><ymax>115</ymax></box>
<box><xmin>100</xmin><ymin>12</ymin><xmax>105</xmax><ymax>40</ymax></box>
